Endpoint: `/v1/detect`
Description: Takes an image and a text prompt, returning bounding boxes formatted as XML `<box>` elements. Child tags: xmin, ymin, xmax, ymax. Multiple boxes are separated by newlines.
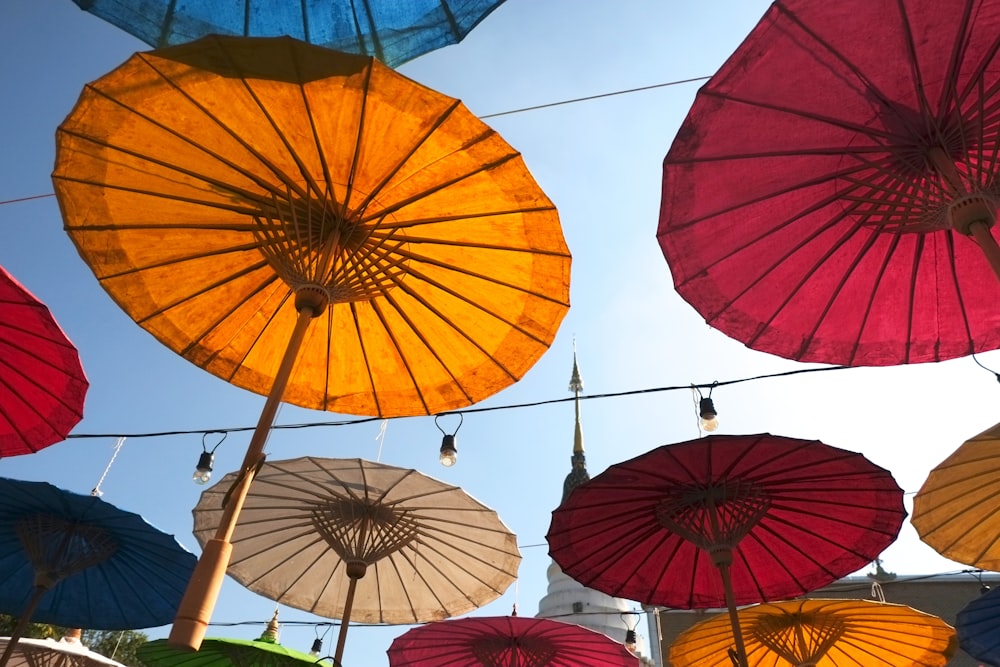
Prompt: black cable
<box><xmin>65</xmin><ymin>364</ymin><xmax>851</xmax><ymax>440</ymax></box>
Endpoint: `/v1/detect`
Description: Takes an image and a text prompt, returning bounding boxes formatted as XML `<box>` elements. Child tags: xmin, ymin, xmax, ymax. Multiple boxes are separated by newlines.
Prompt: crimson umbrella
<box><xmin>546</xmin><ymin>433</ymin><xmax>906</xmax><ymax>667</ymax></box>
<box><xmin>658</xmin><ymin>0</ymin><xmax>1000</xmax><ymax>366</ymax></box>
<box><xmin>386</xmin><ymin>615</ymin><xmax>639</xmax><ymax>667</ymax></box>
<box><xmin>0</xmin><ymin>266</ymin><xmax>87</xmax><ymax>456</ymax></box>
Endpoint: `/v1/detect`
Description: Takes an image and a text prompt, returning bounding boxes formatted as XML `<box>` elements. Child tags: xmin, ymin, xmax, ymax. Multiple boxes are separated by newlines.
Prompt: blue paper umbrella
<box><xmin>0</xmin><ymin>478</ymin><xmax>197</xmax><ymax>634</ymax></box>
<box><xmin>70</xmin><ymin>0</ymin><xmax>507</xmax><ymax>68</ymax></box>
<box><xmin>957</xmin><ymin>585</ymin><xmax>1000</xmax><ymax>666</ymax></box>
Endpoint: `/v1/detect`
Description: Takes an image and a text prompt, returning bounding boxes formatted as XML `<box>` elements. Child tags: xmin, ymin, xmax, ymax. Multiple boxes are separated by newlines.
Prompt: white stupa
<box><xmin>535</xmin><ymin>349</ymin><xmax>656</xmax><ymax>666</ymax></box>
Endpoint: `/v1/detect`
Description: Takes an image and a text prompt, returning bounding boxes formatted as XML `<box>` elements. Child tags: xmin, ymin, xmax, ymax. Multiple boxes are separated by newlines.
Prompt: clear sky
<box><xmin>3</xmin><ymin>2</ymin><xmax>1000</xmax><ymax>666</ymax></box>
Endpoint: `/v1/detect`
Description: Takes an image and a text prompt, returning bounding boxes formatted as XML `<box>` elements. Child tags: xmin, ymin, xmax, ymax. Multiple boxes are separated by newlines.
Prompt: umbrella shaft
<box><xmin>217</xmin><ymin>305</ymin><xmax>318</xmax><ymax>542</ymax></box>
<box><xmin>169</xmin><ymin>305</ymin><xmax>318</xmax><ymax>652</ymax></box>
<box><xmin>334</xmin><ymin>576</ymin><xmax>360</xmax><ymax>667</ymax></box>
<box><xmin>0</xmin><ymin>586</ymin><xmax>46</xmax><ymax>667</ymax></box>
<box><xmin>969</xmin><ymin>221</ymin><xmax>1000</xmax><ymax>283</ymax></box>
<box><xmin>717</xmin><ymin>562</ymin><xmax>749</xmax><ymax>667</ymax></box>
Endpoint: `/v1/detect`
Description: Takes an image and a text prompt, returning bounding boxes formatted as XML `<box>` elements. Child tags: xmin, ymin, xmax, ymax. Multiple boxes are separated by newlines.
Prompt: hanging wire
<box><xmin>108</xmin><ymin>631</ymin><xmax>125</xmax><ymax>659</ymax></box>
<box><xmin>65</xmin><ymin>365</ymin><xmax>853</xmax><ymax>440</ymax></box>
<box><xmin>91</xmin><ymin>436</ymin><xmax>126</xmax><ymax>496</ymax></box>
<box><xmin>374</xmin><ymin>419</ymin><xmax>388</xmax><ymax>462</ymax></box>
<box><xmin>690</xmin><ymin>386</ymin><xmax>703</xmax><ymax>436</ymax></box>
<box><xmin>870</xmin><ymin>580</ymin><xmax>887</xmax><ymax>603</ymax></box>
<box><xmin>971</xmin><ymin>352</ymin><xmax>1000</xmax><ymax>384</ymax></box>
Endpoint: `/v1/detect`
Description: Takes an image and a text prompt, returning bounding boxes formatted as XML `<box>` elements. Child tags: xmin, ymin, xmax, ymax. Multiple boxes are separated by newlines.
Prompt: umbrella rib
<box><xmin>367</xmin><ymin>296</ymin><xmax>455</xmax><ymax>413</ymax></box>
<box><xmin>400</xmin><ymin>245</ymin><xmax>568</xmax><ymax>307</ymax></box>
<box><xmin>712</xmin><ymin>205</ymin><xmax>868</xmax><ymax>337</ymax></box>
<box><xmin>389</xmin><ymin>256</ymin><xmax>559</xmax><ymax>342</ymax></box>
<box><xmin>943</xmin><ymin>219</ymin><xmax>979</xmax><ymax>355</ymax></box>
<box><xmin>357</xmin><ymin>147</ymin><xmax>528</xmax><ymax>225</ymax></box>
<box><xmin>350</xmin><ymin>98</ymin><xmax>466</xmax><ymax>221</ymax></box>
<box><xmin>53</xmin><ymin>164</ymin><xmax>290</xmax><ymax>222</ymax></box>
<box><xmin>154</xmin><ymin>40</ymin><xmax>324</xmax><ymax>203</ymax></box>
<box><xmin>773</xmin><ymin>2</ymin><xmax>927</xmax><ymax>140</ymax></box>
<box><xmin>346</xmin><ymin>301</ymin><xmax>383</xmax><ymax>415</ymax></box>
<box><xmin>73</xmin><ymin>65</ymin><xmax>312</xmax><ymax>205</ymax></box>
<box><xmin>360</xmin><ymin>205</ymin><xmax>560</xmax><ymax>233</ymax></box>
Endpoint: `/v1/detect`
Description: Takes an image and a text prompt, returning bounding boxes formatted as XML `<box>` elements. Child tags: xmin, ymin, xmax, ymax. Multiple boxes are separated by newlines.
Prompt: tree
<box><xmin>0</xmin><ymin>616</ymin><xmax>148</xmax><ymax>667</ymax></box>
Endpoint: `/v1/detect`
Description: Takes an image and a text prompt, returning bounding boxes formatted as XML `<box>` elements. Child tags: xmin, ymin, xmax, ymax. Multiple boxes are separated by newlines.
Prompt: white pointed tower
<box><xmin>536</xmin><ymin>347</ymin><xmax>654</xmax><ymax>664</ymax></box>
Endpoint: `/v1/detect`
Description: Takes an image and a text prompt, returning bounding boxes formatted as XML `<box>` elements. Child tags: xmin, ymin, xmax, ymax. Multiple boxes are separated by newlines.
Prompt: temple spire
<box><xmin>562</xmin><ymin>341</ymin><xmax>590</xmax><ymax>503</ymax></box>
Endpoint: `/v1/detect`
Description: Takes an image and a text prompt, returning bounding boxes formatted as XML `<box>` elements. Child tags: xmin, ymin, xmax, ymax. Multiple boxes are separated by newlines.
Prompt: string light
<box><xmin>66</xmin><ymin>365</ymin><xmax>855</xmax><ymax>441</ymax></box>
<box><xmin>435</xmin><ymin>413</ymin><xmax>463</xmax><ymax>467</ymax></box>
<box><xmin>193</xmin><ymin>431</ymin><xmax>226</xmax><ymax>485</ymax></box>
<box><xmin>621</xmin><ymin>611</ymin><xmax>640</xmax><ymax>653</ymax></box>
<box><xmin>695</xmin><ymin>383</ymin><xmax>720</xmax><ymax>433</ymax></box>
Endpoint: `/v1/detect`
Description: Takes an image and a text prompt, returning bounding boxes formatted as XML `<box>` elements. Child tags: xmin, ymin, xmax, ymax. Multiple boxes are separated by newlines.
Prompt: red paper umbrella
<box><xmin>0</xmin><ymin>267</ymin><xmax>87</xmax><ymax>456</ymax></box>
<box><xmin>658</xmin><ymin>0</ymin><xmax>1000</xmax><ymax>366</ymax></box>
<box><xmin>546</xmin><ymin>433</ymin><xmax>905</xmax><ymax>667</ymax></box>
<box><xmin>386</xmin><ymin>615</ymin><xmax>639</xmax><ymax>667</ymax></box>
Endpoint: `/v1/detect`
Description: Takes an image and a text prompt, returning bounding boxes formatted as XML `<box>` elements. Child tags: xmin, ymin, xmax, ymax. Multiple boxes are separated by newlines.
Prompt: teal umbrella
<box><xmin>70</xmin><ymin>0</ymin><xmax>507</xmax><ymax>68</ymax></box>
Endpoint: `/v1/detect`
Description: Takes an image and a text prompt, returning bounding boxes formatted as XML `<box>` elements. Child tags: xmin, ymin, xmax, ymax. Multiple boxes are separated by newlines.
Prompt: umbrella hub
<box><xmin>750</xmin><ymin>611</ymin><xmax>844</xmax><ymax>666</ymax></box>
<box><xmin>654</xmin><ymin>480</ymin><xmax>771</xmax><ymax>552</ymax></box>
<box><xmin>948</xmin><ymin>193</ymin><xmax>997</xmax><ymax>236</ymax></box>
<box><xmin>472</xmin><ymin>636</ymin><xmax>556</xmax><ymax>667</ymax></box>
<box><xmin>252</xmin><ymin>188</ymin><xmax>409</xmax><ymax>304</ymax></box>
<box><xmin>310</xmin><ymin>497</ymin><xmax>419</xmax><ymax>567</ymax></box>
<box><xmin>15</xmin><ymin>514</ymin><xmax>118</xmax><ymax>589</ymax></box>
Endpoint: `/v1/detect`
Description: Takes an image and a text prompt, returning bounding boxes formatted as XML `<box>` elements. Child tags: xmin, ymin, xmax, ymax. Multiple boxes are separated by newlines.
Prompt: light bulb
<box><xmin>624</xmin><ymin>629</ymin><xmax>637</xmax><ymax>653</ymax></box>
<box><xmin>309</xmin><ymin>638</ymin><xmax>322</xmax><ymax>657</ymax></box>
<box><xmin>439</xmin><ymin>435</ymin><xmax>458</xmax><ymax>467</ymax></box>
<box><xmin>699</xmin><ymin>397</ymin><xmax>719</xmax><ymax>432</ymax></box>
<box><xmin>193</xmin><ymin>451</ymin><xmax>214</xmax><ymax>485</ymax></box>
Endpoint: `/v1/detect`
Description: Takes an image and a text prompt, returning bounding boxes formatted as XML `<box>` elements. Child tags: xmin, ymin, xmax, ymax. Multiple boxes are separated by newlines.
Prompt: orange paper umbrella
<box><xmin>53</xmin><ymin>35</ymin><xmax>569</xmax><ymax>651</ymax></box>
<box><xmin>669</xmin><ymin>599</ymin><xmax>956</xmax><ymax>667</ymax></box>
<box><xmin>911</xmin><ymin>421</ymin><xmax>1000</xmax><ymax>569</ymax></box>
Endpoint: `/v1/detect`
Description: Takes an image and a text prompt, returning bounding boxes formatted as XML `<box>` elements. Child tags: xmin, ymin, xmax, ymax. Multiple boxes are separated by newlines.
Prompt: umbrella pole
<box><xmin>334</xmin><ymin>571</ymin><xmax>363</xmax><ymax>667</ymax></box>
<box><xmin>711</xmin><ymin>550</ymin><xmax>749</xmax><ymax>667</ymax></box>
<box><xmin>928</xmin><ymin>147</ymin><xmax>1000</xmax><ymax>281</ymax></box>
<box><xmin>170</xmin><ymin>297</ymin><xmax>325</xmax><ymax>651</ymax></box>
<box><xmin>968</xmin><ymin>221</ymin><xmax>1000</xmax><ymax>283</ymax></box>
<box><xmin>0</xmin><ymin>585</ymin><xmax>47</xmax><ymax>667</ymax></box>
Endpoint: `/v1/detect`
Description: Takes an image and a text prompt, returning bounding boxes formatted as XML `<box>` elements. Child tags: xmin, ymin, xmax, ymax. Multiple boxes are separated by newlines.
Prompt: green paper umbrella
<box><xmin>138</xmin><ymin>635</ymin><xmax>320</xmax><ymax>667</ymax></box>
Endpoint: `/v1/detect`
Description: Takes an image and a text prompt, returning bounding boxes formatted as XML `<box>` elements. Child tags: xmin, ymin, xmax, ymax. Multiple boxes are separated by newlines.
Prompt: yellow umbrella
<box><xmin>911</xmin><ymin>421</ymin><xmax>1000</xmax><ymax>569</ymax></box>
<box><xmin>669</xmin><ymin>599</ymin><xmax>956</xmax><ymax>667</ymax></box>
<box><xmin>52</xmin><ymin>35</ymin><xmax>570</xmax><ymax>651</ymax></box>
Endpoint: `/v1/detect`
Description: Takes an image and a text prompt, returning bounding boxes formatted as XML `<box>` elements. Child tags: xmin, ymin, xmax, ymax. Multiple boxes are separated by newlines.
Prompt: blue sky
<box><xmin>3</xmin><ymin>2</ymin><xmax>1000</xmax><ymax>666</ymax></box>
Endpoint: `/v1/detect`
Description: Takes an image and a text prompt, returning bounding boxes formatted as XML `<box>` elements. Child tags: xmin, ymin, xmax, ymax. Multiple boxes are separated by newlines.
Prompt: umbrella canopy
<box><xmin>192</xmin><ymin>457</ymin><xmax>521</xmax><ymax>665</ymax></box>
<box><xmin>955</xmin><ymin>585</ymin><xmax>1000</xmax><ymax>665</ymax></box>
<box><xmin>0</xmin><ymin>478</ymin><xmax>197</xmax><ymax>666</ymax></box>
<box><xmin>54</xmin><ymin>35</ymin><xmax>568</xmax><ymax>649</ymax></box>
<box><xmin>668</xmin><ymin>598</ymin><xmax>956</xmax><ymax>667</ymax></box>
<box><xmin>71</xmin><ymin>0</ymin><xmax>507</xmax><ymax>68</ymax></box>
<box><xmin>54</xmin><ymin>35</ymin><xmax>569</xmax><ymax>420</ymax></box>
<box><xmin>0</xmin><ymin>635</ymin><xmax>126</xmax><ymax>667</ymax></box>
<box><xmin>138</xmin><ymin>634</ymin><xmax>318</xmax><ymax>667</ymax></box>
<box><xmin>546</xmin><ymin>433</ymin><xmax>905</xmax><ymax>667</ymax></box>
<box><xmin>658</xmin><ymin>0</ymin><xmax>1000</xmax><ymax>366</ymax></box>
<box><xmin>386</xmin><ymin>615</ymin><xmax>640</xmax><ymax>667</ymax></box>
<box><xmin>0</xmin><ymin>265</ymin><xmax>87</xmax><ymax>456</ymax></box>
<box><xmin>911</xmin><ymin>421</ymin><xmax>1000</xmax><ymax>570</ymax></box>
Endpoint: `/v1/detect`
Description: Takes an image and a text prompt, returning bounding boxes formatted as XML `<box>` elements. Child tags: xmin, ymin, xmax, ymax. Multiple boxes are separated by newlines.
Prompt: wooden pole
<box><xmin>169</xmin><ymin>302</ymin><xmax>321</xmax><ymax>651</ymax></box>
<box><xmin>0</xmin><ymin>586</ymin><xmax>46</xmax><ymax>667</ymax></box>
<box><xmin>712</xmin><ymin>550</ymin><xmax>749</xmax><ymax>667</ymax></box>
